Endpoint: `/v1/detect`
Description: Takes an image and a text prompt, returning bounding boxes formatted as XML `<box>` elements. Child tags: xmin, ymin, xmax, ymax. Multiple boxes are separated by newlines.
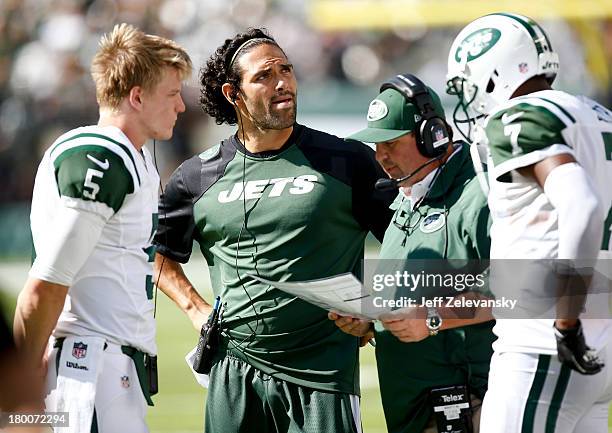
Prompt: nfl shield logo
<box><xmin>519</xmin><ymin>62</ymin><xmax>529</xmax><ymax>73</ymax></box>
<box><xmin>434</xmin><ymin>129</ymin><xmax>445</xmax><ymax>141</ymax></box>
<box><xmin>72</xmin><ymin>342</ymin><xmax>88</xmax><ymax>359</ymax></box>
<box><xmin>121</xmin><ymin>376</ymin><xmax>130</xmax><ymax>388</ymax></box>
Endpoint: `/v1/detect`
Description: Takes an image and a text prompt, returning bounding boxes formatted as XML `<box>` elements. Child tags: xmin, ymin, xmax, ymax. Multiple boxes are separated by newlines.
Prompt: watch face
<box><xmin>426</xmin><ymin>308</ymin><xmax>443</xmax><ymax>332</ymax></box>
<box><xmin>427</xmin><ymin>315</ymin><xmax>442</xmax><ymax>330</ymax></box>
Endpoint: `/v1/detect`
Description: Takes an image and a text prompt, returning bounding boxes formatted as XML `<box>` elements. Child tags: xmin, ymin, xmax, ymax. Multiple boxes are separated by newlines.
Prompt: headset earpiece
<box><xmin>227</xmin><ymin>85</ymin><xmax>239</xmax><ymax>105</ymax></box>
<box><xmin>380</xmin><ymin>74</ymin><xmax>450</xmax><ymax>158</ymax></box>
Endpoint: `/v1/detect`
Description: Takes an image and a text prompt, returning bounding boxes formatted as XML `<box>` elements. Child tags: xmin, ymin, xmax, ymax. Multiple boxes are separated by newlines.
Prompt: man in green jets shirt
<box><xmin>331</xmin><ymin>74</ymin><xmax>496</xmax><ymax>433</ymax></box>
<box><xmin>153</xmin><ymin>28</ymin><xmax>395</xmax><ymax>433</ymax></box>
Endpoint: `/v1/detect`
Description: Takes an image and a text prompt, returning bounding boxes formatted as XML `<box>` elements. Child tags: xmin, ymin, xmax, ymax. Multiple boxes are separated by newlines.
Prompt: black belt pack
<box><xmin>429</xmin><ymin>385</ymin><xmax>473</xmax><ymax>433</ymax></box>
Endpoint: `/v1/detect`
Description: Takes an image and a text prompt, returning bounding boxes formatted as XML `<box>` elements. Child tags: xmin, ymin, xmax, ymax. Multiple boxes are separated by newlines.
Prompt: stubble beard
<box><xmin>252</xmin><ymin>98</ymin><xmax>297</xmax><ymax>130</ymax></box>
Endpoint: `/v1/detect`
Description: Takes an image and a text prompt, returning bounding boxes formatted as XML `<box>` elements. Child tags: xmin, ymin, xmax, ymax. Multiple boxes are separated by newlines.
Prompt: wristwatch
<box><xmin>425</xmin><ymin>307</ymin><xmax>443</xmax><ymax>336</ymax></box>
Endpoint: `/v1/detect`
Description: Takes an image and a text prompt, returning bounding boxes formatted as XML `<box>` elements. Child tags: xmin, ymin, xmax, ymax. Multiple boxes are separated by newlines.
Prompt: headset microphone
<box><xmin>374</xmin><ymin>142</ymin><xmax>462</xmax><ymax>191</ymax></box>
<box><xmin>375</xmin><ymin>153</ymin><xmax>445</xmax><ymax>191</ymax></box>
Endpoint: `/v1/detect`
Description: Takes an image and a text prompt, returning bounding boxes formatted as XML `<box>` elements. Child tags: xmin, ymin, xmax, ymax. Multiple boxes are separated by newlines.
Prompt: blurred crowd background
<box><xmin>0</xmin><ymin>0</ymin><xmax>611</xmax><ymax>257</ymax></box>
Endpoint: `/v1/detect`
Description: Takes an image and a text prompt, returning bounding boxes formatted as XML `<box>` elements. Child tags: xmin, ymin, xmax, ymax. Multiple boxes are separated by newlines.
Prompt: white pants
<box><xmin>480</xmin><ymin>345</ymin><xmax>612</xmax><ymax>433</ymax></box>
<box><xmin>46</xmin><ymin>342</ymin><xmax>149</xmax><ymax>433</ymax></box>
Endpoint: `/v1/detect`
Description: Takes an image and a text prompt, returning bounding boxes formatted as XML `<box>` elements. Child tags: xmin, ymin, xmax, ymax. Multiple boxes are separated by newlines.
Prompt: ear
<box><xmin>221</xmin><ymin>83</ymin><xmax>239</xmax><ymax>105</ymax></box>
<box><xmin>128</xmin><ymin>86</ymin><xmax>144</xmax><ymax>111</ymax></box>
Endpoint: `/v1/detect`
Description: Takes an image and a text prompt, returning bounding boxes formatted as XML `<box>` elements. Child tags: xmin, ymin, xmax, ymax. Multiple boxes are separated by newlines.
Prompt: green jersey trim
<box><xmin>486</xmin><ymin>98</ymin><xmax>574</xmax><ymax>181</ymax></box>
<box><xmin>54</xmin><ymin>145</ymin><xmax>134</xmax><ymax>213</ymax></box>
<box><xmin>50</xmin><ymin>132</ymin><xmax>141</xmax><ymax>187</ymax></box>
<box><xmin>536</xmin><ymin>97</ymin><xmax>576</xmax><ymax>123</ymax></box>
<box><xmin>487</xmin><ymin>96</ymin><xmax>575</xmax><ymax>129</ymax></box>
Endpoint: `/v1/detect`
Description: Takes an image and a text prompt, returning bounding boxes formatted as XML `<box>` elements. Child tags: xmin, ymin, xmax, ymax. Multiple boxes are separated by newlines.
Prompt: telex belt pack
<box><xmin>429</xmin><ymin>384</ymin><xmax>473</xmax><ymax>433</ymax></box>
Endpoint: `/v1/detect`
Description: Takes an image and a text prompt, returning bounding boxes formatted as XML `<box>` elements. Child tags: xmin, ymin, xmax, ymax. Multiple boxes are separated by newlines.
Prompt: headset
<box><xmin>375</xmin><ymin>74</ymin><xmax>453</xmax><ymax>192</ymax></box>
<box><xmin>380</xmin><ymin>73</ymin><xmax>450</xmax><ymax>158</ymax></box>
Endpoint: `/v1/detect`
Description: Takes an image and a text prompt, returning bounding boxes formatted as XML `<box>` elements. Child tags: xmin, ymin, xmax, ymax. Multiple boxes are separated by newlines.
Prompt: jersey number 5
<box><xmin>83</xmin><ymin>168</ymin><xmax>104</xmax><ymax>200</ymax></box>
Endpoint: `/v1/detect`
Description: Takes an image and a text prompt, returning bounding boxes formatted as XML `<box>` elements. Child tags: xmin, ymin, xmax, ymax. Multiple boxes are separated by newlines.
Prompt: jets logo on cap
<box><xmin>455</xmin><ymin>28</ymin><xmax>501</xmax><ymax>62</ymax></box>
<box><xmin>367</xmin><ymin>99</ymin><xmax>388</xmax><ymax>121</ymax></box>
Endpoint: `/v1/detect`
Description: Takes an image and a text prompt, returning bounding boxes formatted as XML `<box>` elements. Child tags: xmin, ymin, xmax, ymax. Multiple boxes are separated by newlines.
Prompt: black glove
<box><xmin>554</xmin><ymin>320</ymin><xmax>604</xmax><ymax>375</ymax></box>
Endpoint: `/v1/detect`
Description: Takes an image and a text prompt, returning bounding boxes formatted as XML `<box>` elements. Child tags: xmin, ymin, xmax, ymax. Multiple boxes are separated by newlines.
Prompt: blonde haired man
<box><xmin>13</xmin><ymin>23</ymin><xmax>191</xmax><ymax>433</ymax></box>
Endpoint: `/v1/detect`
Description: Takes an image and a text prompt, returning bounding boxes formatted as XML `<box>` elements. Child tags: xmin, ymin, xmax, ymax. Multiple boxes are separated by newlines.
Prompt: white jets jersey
<box><xmin>483</xmin><ymin>90</ymin><xmax>612</xmax><ymax>354</ymax></box>
<box><xmin>30</xmin><ymin>125</ymin><xmax>159</xmax><ymax>355</ymax></box>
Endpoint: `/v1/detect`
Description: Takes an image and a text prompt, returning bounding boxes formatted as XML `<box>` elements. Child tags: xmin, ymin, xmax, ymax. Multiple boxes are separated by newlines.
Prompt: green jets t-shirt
<box><xmin>155</xmin><ymin>124</ymin><xmax>394</xmax><ymax>394</ymax></box>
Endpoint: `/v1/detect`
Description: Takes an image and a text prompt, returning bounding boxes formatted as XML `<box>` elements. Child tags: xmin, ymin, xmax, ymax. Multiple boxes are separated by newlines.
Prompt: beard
<box><xmin>250</xmin><ymin>94</ymin><xmax>297</xmax><ymax>130</ymax></box>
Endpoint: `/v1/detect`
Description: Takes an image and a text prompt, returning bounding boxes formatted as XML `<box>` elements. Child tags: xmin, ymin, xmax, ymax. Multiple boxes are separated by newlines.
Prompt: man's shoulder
<box><xmin>167</xmin><ymin>140</ymin><xmax>238</xmax><ymax>199</ymax></box>
<box><xmin>486</xmin><ymin>95</ymin><xmax>572</xmax><ymax>133</ymax></box>
<box><xmin>299</xmin><ymin>125</ymin><xmax>374</xmax><ymax>155</ymax></box>
<box><xmin>484</xmin><ymin>93</ymin><xmax>575</xmax><ymax>169</ymax></box>
<box><xmin>487</xmin><ymin>91</ymin><xmax>578</xmax><ymax>133</ymax></box>
<box><xmin>50</xmin><ymin>125</ymin><xmax>140</xmax><ymax>180</ymax></box>
<box><xmin>460</xmin><ymin>174</ymin><xmax>489</xmax><ymax>209</ymax></box>
<box><xmin>49</xmin><ymin>125</ymin><xmax>136</xmax><ymax>159</ymax></box>
<box><xmin>178</xmin><ymin>140</ymin><xmax>235</xmax><ymax>173</ymax></box>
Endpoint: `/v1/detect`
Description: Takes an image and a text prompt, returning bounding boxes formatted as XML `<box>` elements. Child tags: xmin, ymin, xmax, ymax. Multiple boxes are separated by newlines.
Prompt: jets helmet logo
<box><xmin>367</xmin><ymin>99</ymin><xmax>388</xmax><ymax>122</ymax></box>
<box><xmin>455</xmin><ymin>28</ymin><xmax>501</xmax><ymax>63</ymax></box>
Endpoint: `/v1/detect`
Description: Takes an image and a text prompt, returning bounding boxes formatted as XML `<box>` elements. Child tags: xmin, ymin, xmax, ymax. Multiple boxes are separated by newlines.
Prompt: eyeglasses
<box><xmin>392</xmin><ymin>196</ymin><xmax>427</xmax><ymax>237</ymax></box>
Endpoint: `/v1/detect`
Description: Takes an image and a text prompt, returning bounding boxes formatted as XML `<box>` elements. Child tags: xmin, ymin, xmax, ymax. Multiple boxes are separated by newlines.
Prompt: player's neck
<box><xmin>98</xmin><ymin>108</ymin><xmax>145</xmax><ymax>151</ymax></box>
<box><xmin>511</xmin><ymin>76</ymin><xmax>552</xmax><ymax>98</ymax></box>
<box><xmin>236</xmin><ymin>124</ymin><xmax>293</xmax><ymax>154</ymax></box>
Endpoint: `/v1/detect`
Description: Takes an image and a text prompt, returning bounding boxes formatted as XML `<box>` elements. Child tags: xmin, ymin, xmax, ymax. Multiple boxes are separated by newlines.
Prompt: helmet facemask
<box><xmin>446</xmin><ymin>75</ymin><xmax>484</xmax><ymax>142</ymax></box>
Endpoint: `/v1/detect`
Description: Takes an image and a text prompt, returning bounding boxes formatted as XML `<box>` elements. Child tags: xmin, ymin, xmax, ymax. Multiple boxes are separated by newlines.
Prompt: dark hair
<box><xmin>199</xmin><ymin>28</ymin><xmax>283</xmax><ymax>125</ymax></box>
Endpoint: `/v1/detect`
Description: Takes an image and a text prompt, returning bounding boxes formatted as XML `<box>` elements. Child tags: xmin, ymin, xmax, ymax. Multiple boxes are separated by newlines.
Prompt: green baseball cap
<box><xmin>346</xmin><ymin>87</ymin><xmax>445</xmax><ymax>143</ymax></box>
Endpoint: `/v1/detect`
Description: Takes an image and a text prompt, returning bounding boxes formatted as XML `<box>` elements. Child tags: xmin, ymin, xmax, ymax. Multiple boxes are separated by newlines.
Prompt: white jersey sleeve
<box><xmin>29</xmin><ymin>206</ymin><xmax>105</xmax><ymax>286</ymax></box>
<box><xmin>29</xmin><ymin>132</ymin><xmax>141</xmax><ymax>285</ymax></box>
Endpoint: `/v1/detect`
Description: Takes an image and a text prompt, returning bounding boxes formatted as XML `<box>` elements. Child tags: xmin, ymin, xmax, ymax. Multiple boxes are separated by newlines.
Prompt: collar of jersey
<box><xmin>231</xmin><ymin>123</ymin><xmax>304</xmax><ymax>159</ymax></box>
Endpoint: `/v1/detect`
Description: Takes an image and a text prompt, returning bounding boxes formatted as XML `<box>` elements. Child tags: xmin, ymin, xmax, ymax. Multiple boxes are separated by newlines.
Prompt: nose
<box><xmin>177</xmin><ymin>94</ymin><xmax>186</xmax><ymax>113</ymax></box>
<box><xmin>275</xmin><ymin>77</ymin><xmax>286</xmax><ymax>92</ymax></box>
<box><xmin>375</xmin><ymin>145</ymin><xmax>388</xmax><ymax>164</ymax></box>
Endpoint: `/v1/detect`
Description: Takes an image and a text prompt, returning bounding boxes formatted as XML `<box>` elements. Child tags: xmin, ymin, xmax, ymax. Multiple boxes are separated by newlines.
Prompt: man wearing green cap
<box><xmin>330</xmin><ymin>74</ymin><xmax>496</xmax><ymax>433</ymax></box>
